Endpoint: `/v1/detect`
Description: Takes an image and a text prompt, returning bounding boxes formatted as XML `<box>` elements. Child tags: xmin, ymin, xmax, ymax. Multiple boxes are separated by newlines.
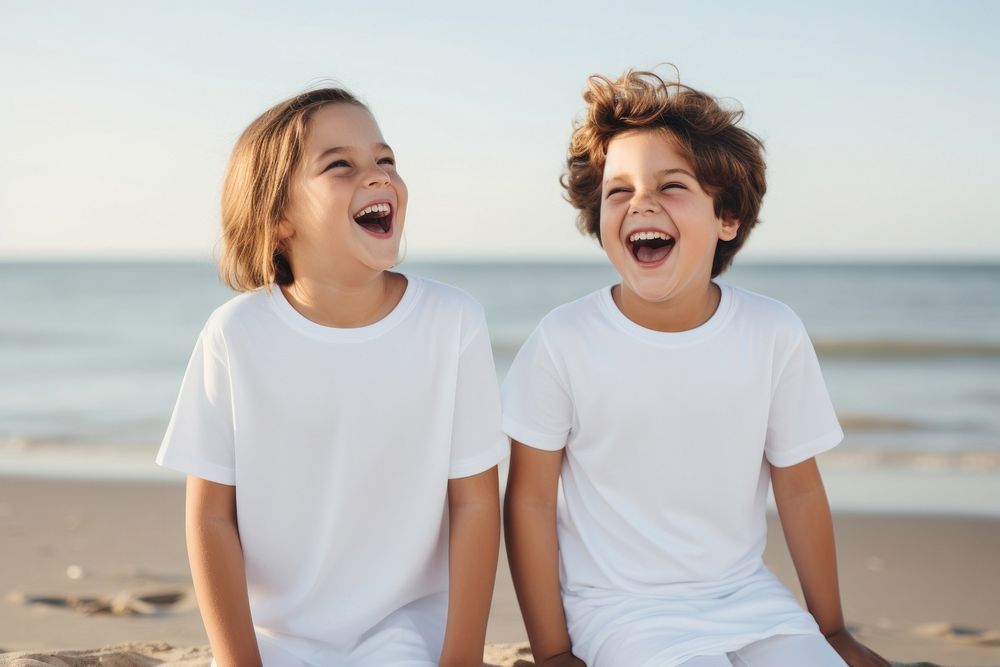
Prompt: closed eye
<box><xmin>323</xmin><ymin>159</ymin><xmax>350</xmax><ymax>172</ymax></box>
<box><xmin>661</xmin><ymin>182</ymin><xmax>686</xmax><ymax>191</ymax></box>
<box><xmin>606</xmin><ymin>187</ymin><xmax>631</xmax><ymax>198</ymax></box>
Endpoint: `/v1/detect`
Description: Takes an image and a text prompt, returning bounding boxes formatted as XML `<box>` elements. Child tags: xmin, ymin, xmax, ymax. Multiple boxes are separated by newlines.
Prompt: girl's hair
<box><xmin>562</xmin><ymin>68</ymin><xmax>766</xmax><ymax>277</ymax></box>
<box><xmin>219</xmin><ymin>88</ymin><xmax>367</xmax><ymax>291</ymax></box>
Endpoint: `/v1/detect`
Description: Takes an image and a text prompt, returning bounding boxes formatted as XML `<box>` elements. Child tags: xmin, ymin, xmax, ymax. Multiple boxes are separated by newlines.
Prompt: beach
<box><xmin>3</xmin><ymin>0</ymin><xmax>1000</xmax><ymax>656</ymax></box>
<box><xmin>1</xmin><ymin>261</ymin><xmax>998</xmax><ymax>665</ymax></box>
<box><xmin>1</xmin><ymin>451</ymin><xmax>999</xmax><ymax>666</ymax></box>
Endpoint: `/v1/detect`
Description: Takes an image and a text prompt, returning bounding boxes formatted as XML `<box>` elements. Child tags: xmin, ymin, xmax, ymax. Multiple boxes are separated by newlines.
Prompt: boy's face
<box><xmin>279</xmin><ymin>103</ymin><xmax>408</xmax><ymax>281</ymax></box>
<box><xmin>600</xmin><ymin>129</ymin><xmax>739</xmax><ymax>305</ymax></box>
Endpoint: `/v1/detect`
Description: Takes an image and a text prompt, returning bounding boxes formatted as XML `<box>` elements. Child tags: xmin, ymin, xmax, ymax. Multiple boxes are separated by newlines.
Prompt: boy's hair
<box><xmin>220</xmin><ymin>88</ymin><xmax>367</xmax><ymax>291</ymax></box>
<box><xmin>562</xmin><ymin>69</ymin><xmax>766</xmax><ymax>277</ymax></box>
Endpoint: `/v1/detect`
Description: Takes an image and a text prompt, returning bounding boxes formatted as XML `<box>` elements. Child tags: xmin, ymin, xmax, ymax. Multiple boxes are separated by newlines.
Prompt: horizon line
<box><xmin>1</xmin><ymin>255</ymin><xmax>998</xmax><ymax>267</ymax></box>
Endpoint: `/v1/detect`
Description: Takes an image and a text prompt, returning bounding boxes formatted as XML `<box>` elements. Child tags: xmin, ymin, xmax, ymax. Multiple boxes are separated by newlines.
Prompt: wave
<box><xmin>812</xmin><ymin>339</ymin><xmax>1000</xmax><ymax>359</ymax></box>
<box><xmin>489</xmin><ymin>336</ymin><xmax>1000</xmax><ymax>360</ymax></box>
<box><xmin>837</xmin><ymin>413</ymin><xmax>925</xmax><ymax>431</ymax></box>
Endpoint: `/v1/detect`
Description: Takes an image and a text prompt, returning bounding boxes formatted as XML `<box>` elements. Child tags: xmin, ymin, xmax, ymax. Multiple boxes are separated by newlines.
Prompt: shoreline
<box><xmin>2</xmin><ymin>443</ymin><xmax>999</xmax><ymax>518</ymax></box>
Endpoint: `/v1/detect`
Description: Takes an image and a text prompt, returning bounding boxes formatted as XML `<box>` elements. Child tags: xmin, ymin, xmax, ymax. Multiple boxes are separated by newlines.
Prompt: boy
<box><xmin>502</xmin><ymin>69</ymin><xmax>890</xmax><ymax>666</ymax></box>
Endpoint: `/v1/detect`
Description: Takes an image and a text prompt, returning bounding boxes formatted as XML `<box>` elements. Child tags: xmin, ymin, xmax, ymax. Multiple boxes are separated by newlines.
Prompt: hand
<box><xmin>537</xmin><ymin>651</ymin><xmax>587</xmax><ymax>667</ymax></box>
<box><xmin>825</xmin><ymin>628</ymin><xmax>891</xmax><ymax>667</ymax></box>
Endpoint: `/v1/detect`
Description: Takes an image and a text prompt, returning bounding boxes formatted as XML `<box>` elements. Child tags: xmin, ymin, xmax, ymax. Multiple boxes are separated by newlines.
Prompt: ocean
<box><xmin>1</xmin><ymin>260</ymin><xmax>998</xmax><ymax>459</ymax></box>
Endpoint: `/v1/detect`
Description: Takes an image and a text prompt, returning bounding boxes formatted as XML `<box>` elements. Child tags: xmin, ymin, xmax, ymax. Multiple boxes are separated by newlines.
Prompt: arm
<box><xmin>504</xmin><ymin>441</ymin><xmax>585</xmax><ymax>667</ymax></box>
<box><xmin>771</xmin><ymin>458</ymin><xmax>889</xmax><ymax>667</ymax></box>
<box><xmin>439</xmin><ymin>465</ymin><xmax>501</xmax><ymax>667</ymax></box>
<box><xmin>186</xmin><ymin>476</ymin><xmax>262</xmax><ymax>667</ymax></box>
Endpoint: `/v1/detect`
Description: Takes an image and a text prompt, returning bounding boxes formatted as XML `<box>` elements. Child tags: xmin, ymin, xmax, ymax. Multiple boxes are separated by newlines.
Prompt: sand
<box><xmin>1</xmin><ymin>477</ymin><xmax>998</xmax><ymax>666</ymax></box>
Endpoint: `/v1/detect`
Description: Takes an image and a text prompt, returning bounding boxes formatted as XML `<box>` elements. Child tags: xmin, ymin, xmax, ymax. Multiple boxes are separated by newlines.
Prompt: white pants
<box><xmin>678</xmin><ymin>634</ymin><xmax>847</xmax><ymax>666</ymax></box>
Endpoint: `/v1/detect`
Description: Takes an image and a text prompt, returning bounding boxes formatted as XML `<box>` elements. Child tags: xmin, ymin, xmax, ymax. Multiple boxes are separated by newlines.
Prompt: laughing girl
<box><xmin>158</xmin><ymin>88</ymin><xmax>508</xmax><ymax>666</ymax></box>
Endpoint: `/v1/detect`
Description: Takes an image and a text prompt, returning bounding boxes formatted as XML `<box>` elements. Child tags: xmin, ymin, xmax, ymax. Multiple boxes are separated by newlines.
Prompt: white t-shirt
<box><xmin>501</xmin><ymin>283</ymin><xmax>843</xmax><ymax>667</ymax></box>
<box><xmin>157</xmin><ymin>274</ymin><xmax>509</xmax><ymax>667</ymax></box>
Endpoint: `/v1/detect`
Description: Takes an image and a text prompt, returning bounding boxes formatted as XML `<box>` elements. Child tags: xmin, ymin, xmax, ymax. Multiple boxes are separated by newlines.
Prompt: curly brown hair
<box><xmin>562</xmin><ymin>68</ymin><xmax>766</xmax><ymax>277</ymax></box>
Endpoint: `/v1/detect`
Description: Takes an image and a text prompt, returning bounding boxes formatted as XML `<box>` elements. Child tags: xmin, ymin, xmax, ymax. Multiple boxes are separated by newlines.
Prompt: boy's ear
<box><xmin>719</xmin><ymin>214</ymin><xmax>741</xmax><ymax>242</ymax></box>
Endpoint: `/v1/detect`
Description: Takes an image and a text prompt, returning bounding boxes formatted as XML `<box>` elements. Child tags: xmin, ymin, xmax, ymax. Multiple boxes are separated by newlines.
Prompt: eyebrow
<box><xmin>659</xmin><ymin>167</ymin><xmax>696</xmax><ymax>179</ymax></box>
<box><xmin>603</xmin><ymin>167</ymin><xmax>696</xmax><ymax>185</ymax></box>
<box><xmin>315</xmin><ymin>142</ymin><xmax>393</xmax><ymax>164</ymax></box>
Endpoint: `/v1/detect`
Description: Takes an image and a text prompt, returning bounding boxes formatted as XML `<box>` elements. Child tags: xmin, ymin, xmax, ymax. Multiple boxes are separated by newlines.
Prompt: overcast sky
<box><xmin>1</xmin><ymin>0</ymin><xmax>998</xmax><ymax>261</ymax></box>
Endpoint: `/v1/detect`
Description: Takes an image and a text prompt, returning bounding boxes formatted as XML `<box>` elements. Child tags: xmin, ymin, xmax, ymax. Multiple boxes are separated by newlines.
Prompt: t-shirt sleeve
<box><xmin>155</xmin><ymin>324</ymin><xmax>237</xmax><ymax>485</ymax></box>
<box><xmin>448</xmin><ymin>316</ymin><xmax>510</xmax><ymax>479</ymax></box>
<box><xmin>501</xmin><ymin>324</ymin><xmax>573</xmax><ymax>451</ymax></box>
<box><xmin>765</xmin><ymin>323</ymin><xmax>843</xmax><ymax>467</ymax></box>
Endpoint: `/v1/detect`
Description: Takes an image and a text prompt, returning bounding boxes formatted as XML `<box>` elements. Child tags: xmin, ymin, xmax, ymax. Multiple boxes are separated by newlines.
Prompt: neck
<box><xmin>614</xmin><ymin>280</ymin><xmax>720</xmax><ymax>333</ymax></box>
<box><xmin>280</xmin><ymin>271</ymin><xmax>405</xmax><ymax>329</ymax></box>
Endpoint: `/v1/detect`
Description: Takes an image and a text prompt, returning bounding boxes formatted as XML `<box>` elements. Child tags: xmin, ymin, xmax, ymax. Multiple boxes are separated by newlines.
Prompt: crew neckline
<box><xmin>597</xmin><ymin>282</ymin><xmax>735</xmax><ymax>346</ymax></box>
<box><xmin>268</xmin><ymin>272</ymin><xmax>421</xmax><ymax>342</ymax></box>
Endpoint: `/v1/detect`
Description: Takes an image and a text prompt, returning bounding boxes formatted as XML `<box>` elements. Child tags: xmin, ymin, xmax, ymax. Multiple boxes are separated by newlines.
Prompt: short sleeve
<box><xmin>448</xmin><ymin>317</ymin><xmax>510</xmax><ymax>479</ymax></box>
<box><xmin>765</xmin><ymin>325</ymin><xmax>843</xmax><ymax>467</ymax></box>
<box><xmin>155</xmin><ymin>324</ymin><xmax>237</xmax><ymax>485</ymax></box>
<box><xmin>501</xmin><ymin>325</ymin><xmax>573</xmax><ymax>451</ymax></box>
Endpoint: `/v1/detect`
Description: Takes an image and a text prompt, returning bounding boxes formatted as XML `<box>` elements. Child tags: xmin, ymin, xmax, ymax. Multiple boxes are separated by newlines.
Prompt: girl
<box><xmin>502</xmin><ymin>70</ymin><xmax>890</xmax><ymax>667</ymax></box>
<box><xmin>157</xmin><ymin>88</ymin><xmax>508</xmax><ymax>666</ymax></box>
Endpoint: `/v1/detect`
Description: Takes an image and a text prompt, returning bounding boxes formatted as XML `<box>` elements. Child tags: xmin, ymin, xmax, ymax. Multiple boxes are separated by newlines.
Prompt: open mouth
<box><xmin>353</xmin><ymin>202</ymin><xmax>393</xmax><ymax>236</ymax></box>
<box><xmin>628</xmin><ymin>230</ymin><xmax>675</xmax><ymax>264</ymax></box>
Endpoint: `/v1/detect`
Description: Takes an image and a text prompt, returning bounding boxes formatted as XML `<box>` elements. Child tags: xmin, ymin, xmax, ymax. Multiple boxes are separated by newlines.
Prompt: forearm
<box><xmin>772</xmin><ymin>463</ymin><xmax>845</xmax><ymax>635</ymax></box>
<box><xmin>504</xmin><ymin>496</ymin><xmax>574</xmax><ymax>662</ymax></box>
<box><xmin>440</xmin><ymin>481</ymin><xmax>501</xmax><ymax>666</ymax></box>
<box><xmin>186</xmin><ymin>518</ymin><xmax>261</xmax><ymax>667</ymax></box>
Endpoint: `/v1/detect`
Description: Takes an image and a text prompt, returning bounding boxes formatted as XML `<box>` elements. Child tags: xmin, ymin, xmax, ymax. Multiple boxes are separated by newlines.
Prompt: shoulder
<box><xmin>203</xmin><ymin>288</ymin><xmax>273</xmax><ymax>334</ymax></box>
<box><xmin>723</xmin><ymin>285</ymin><xmax>810</xmax><ymax>356</ymax></box>
<box><xmin>536</xmin><ymin>287</ymin><xmax>608</xmax><ymax>338</ymax></box>
<box><xmin>410</xmin><ymin>274</ymin><xmax>485</xmax><ymax>318</ymax></box>
<box><xmin>410</xmin><ymin>274</ymin><xmax>483</xmax><ymax>312</ymax></box>
<box><xmin>195</xmin><ymin>289</ymin><xmax>280</xmax><ymax>357</ymax></box>
<box><xmin>406</xmin><ymin>274</ymin><xmax>487</xmax><ymax>338</ymax></box>
<box><xmin>517</xmin><ymin>288</ymin><xmax>609</xmax><ymax>371</ymax></box>
<box><xmin>725</xmin><ymin>284</ymin><xmax>806</xmax><ymax>333</ymax></box>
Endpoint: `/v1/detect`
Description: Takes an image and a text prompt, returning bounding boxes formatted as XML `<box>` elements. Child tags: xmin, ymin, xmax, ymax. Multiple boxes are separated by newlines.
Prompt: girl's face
<box><xmin>599</xmin><ymin>129</ymin><xmax>739</xmax><ymax>305</ymax></box>
<box><xmin>279</xmin><ymin>103</ymin><xmax>407</xmax><ymax>281</ymax></box>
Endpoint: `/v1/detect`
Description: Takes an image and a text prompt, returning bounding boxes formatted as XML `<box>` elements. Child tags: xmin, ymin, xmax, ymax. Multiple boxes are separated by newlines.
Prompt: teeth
<box><xmin>628</xmin><ymin>231</ymin><xmax>670</xmax><ymax>242</ymax></box>
<box><xmin>355</xmin><ymin>203</ymin><xmax>391</xmax><ymax>217</ymax></box>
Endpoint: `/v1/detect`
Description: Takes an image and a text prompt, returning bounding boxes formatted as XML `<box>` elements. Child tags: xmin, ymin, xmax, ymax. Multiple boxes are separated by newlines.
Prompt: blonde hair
<box><xmin>562</xmin><ymin>68</ymin><xmax>766</xmax><ymax>277</ymax></box>
<box><xmin>219</xmin><ymin>88</ymin><xmax>366</xmax><ymax>291</ymax></box>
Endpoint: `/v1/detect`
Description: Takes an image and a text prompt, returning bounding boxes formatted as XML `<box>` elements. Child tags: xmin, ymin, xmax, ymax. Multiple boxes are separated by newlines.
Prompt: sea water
<box><xmin>1</xmin><ymin>261</ymin><xmax>998</xmax><ymax>458</ymax></box>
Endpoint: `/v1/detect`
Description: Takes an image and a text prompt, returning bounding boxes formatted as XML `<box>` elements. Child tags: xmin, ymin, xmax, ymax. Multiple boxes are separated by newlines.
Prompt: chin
<box><xmin>618</xmin><ymin>270</ymin><xmax>681</xmax><ymax>301</ymax></box>
<box><xmin>629</xmin><ymin>285</ymin><xmax>676</xmax><ymax>304</ymax></box>
<box><xmin>366</xmin><ymin>250</ymin><xmax>402</xmax><ymax>272</ymax></box>
<box><xmin>365</xmin><ymin>259</ymin><xmax>397</xmax><ymax>273</ymax></box>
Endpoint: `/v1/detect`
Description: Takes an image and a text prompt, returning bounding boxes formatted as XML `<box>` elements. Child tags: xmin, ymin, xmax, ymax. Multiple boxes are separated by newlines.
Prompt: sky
<box><xmin>1</xmin><ymin>0</ymin><xmax>999</xmax><ymax>262</ymax></box>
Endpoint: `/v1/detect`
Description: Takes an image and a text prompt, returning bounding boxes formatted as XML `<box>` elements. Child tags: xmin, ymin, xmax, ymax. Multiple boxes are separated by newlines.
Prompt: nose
<box><xmin>366</xmin><ymin>162</ymin><xmax>392</xmax><ymax>188</ymax></box>
<box><xmin>629</xmin><ymin>192</ymin><xmax>658</xmax><ymax>215</ymax></box>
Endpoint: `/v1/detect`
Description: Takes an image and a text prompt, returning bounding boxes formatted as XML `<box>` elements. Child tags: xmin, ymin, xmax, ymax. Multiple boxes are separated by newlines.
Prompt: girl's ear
<box><xmin>277</xmin><ymin>219</ymin><xmax>295</xmax><ymax>241</ymax></box>
<box><xmin>719</xmin><ymin>214</ymin><xmax>740</xmax><ymax>242</ymax></box>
